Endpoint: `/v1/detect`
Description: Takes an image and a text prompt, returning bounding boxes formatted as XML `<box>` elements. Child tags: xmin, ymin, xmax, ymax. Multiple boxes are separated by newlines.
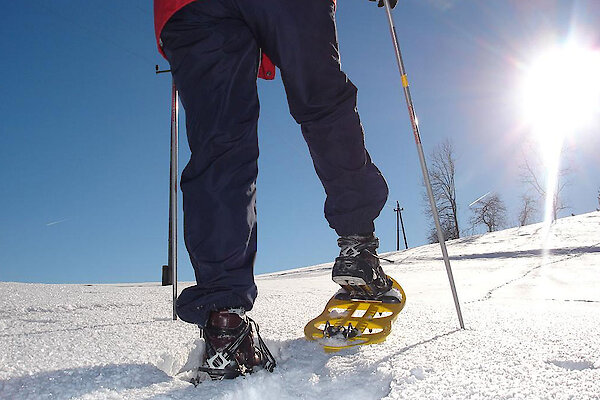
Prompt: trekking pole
<box><xmin>156</xmin><ymin>65</ymin><xmax>179</xmax><ymax>321</ymax></box>
<box><xmin>381</xmin><ymin>0</ymin><xmax>465</xmax><ymax>329</ymax></box>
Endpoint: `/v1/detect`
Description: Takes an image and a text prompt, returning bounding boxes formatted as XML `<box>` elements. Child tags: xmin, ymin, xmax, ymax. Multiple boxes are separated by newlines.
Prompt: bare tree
<box><xmin>470</xmin><ymin>193</ymin><xmax>507</xmax><ymax>232</ymax></box>
<box><xmin>424</xmin><ymin>139</ymin><xmax>460</xmax><ymax>243</ymax></box>
<box><xmin>426</xmin><ymin>218</ymin><xmax>458</xmax><ymax>244</ymax></box>
<box><xmin>520</xmin><ymin>150</ymin><xmax>570</xmax><ymax>221</ymax></box>
<box><xmin>517</xmin><ymin>194</ymin><xmax>537</xmax><ymax>226</ymax></box>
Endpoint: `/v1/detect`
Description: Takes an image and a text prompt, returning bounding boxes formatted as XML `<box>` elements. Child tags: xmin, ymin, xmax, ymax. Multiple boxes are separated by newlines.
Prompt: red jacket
<box><xmin>154</xmin><ymin>0</ymin><xmax>276</xmax><ymax>80</ymax></box>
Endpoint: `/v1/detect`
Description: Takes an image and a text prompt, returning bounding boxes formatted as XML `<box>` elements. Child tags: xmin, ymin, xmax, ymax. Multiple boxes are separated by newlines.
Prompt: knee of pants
<box><xmin>286</xmin><ymin>74</ymin><xmax>359</xmax><ymax>125</ymax></box>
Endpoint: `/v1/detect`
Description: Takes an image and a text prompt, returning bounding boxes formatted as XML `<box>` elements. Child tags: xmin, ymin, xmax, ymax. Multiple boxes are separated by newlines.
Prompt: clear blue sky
<box><xmin>1</xmin><ymin>0</ymin><xmax>599</xmax><ymax>284</ymax></box>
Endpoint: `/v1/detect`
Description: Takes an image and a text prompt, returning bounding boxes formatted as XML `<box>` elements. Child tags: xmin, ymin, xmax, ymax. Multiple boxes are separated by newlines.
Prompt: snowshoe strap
<box><xmin>365</xmin><ymin>250</ymin><xmax>395</xmax><ymax>264</ymax></box>
<box><xmin>338</xmin><ymin>236</ymin><xmax>394</xmax><ymax>264</ymax></box>
<box><xmin>248</xmin><ymin>317</ymin><xmax>276</xmax><ymax>373</ymax></box>
<box><xmin>338</xmin><ymin>236</ymin><xmax>379</xmax><ymax>258</ymax></box>
<box><xmin>199</xmin><ymin>316</ymin><xmax>276</xmax><ymax>381</ymax></box>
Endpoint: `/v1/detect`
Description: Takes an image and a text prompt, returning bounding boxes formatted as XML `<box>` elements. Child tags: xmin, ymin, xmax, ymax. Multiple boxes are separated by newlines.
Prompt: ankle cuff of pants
<box><xmin>334</xmin><ymin>222</ymin><xmax>376</xmax><ymax>238</ymax></box>
<box><xmin>176</xmin><ymin>285</ymin><xmax>257</xmax><ymax>328</ymax></box>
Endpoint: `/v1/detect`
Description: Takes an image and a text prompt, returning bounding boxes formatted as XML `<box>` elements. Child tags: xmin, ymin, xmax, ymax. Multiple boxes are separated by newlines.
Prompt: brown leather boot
<box><xmin>199</xmin><ymin>309</ymin><xmax>276</xmax><ymax>380</ymax></box>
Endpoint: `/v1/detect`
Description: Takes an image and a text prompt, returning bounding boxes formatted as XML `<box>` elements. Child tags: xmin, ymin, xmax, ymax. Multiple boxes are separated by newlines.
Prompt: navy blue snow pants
<box><xmin>160</xmin><ymin>0</ymin><xmax>388</xmax><ymax>326</ymax></box>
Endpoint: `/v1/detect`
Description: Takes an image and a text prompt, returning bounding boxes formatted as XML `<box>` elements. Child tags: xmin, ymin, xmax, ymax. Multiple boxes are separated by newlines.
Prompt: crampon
<box><xmin>304</xmin><ymin>276</ymin><xmax>406</xmax><ymax>352</ymax></box>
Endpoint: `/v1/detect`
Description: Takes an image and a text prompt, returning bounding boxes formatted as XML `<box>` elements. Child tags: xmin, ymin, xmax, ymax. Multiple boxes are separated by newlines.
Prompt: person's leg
<box><xmin>160</xmin><ymin>1</ymin><xmax>261</xmax><ymax>327</ymax></box>
<box><xmin>234</xmin><ymin>0</ymin><xmax>389</xmax><ymax>236</ymax></box>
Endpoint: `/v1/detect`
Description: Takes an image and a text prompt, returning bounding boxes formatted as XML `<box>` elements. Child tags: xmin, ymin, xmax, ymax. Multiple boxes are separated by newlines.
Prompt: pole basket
<box><xmin>162</xmin><ymin>265</ymin><xmax>173</xmax><ymax>286</ymax></box>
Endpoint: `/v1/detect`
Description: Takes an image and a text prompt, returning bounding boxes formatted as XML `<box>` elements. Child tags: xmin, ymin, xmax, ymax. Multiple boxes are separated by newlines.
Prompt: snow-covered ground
<box><xmin>1</xmin><ymin>212</ymin><xmax>599</xmax><ymax>399</ymax></box>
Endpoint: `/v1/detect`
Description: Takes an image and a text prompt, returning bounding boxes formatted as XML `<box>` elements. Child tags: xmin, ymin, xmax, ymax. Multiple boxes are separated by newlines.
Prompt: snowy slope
<box><xmin>1</xmin><ymin>212</ymin><xmax>599</xmax><ymax>399</ymax></box>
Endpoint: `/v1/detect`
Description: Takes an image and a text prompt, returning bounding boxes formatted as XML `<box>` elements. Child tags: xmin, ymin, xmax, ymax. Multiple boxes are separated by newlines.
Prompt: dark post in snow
<box><xmin>156</xmin><ymin>65</ymin><xmax>179</xmax><ymax>321</ymax></box>
<box><xmin>394</xmin><ymin>201</ymin><xmax>408</xmax><ymax>250</ymax></box>
<box><xmin>382</xmin><ymin>1</ymin><xmax>465</xmax><ymax>329</ymax></box>
<box><xmin>399</xmin><ymin>206</ymin><xmax>408</xmax><ymax>250</ymax></box>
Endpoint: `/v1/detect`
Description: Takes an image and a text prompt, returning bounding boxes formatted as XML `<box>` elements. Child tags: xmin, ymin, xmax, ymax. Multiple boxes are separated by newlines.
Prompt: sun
<box><xmin>520</xmin><ymin>43</ymin><xmax>600</xmax><ymax>161</ymax></box>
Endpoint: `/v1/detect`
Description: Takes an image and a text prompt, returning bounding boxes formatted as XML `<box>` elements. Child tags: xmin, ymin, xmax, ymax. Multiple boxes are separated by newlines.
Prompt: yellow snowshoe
<box><xmin>304</xmin><ymin>277</ymin><xmax>406</xmax><ymax>352</ymax></box>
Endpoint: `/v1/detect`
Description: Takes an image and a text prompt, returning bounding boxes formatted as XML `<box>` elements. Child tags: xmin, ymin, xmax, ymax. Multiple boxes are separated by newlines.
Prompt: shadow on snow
<box><xmin>0</xmin><ymin>363</ymin><xmax>171</xmax><ymax>399</ymax></box>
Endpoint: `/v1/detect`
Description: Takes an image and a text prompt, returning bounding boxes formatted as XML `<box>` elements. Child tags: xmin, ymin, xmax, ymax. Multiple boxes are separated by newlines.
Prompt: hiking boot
<box><xmin>199</xmin><ymin>308</ymin><xmax>276</xmax><ymax>380</ymax></box>
<box><xmin>331</xmin><ymin>234</ymin><xmax>392</xmax><ymax>298</ymax></box>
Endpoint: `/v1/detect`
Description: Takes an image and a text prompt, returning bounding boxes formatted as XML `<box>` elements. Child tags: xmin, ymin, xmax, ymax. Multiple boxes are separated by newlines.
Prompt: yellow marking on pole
<box><xmin>401</xmin><ymin>74</ymin><xmax>409</xmax><ymax>88</ymax></box>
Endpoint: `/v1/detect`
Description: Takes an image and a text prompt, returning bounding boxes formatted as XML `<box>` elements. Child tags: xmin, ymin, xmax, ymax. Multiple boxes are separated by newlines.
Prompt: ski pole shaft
<box><xmin>168</xmin><ymin>79</ymin><xmax>179</xmax><ymax>321</ymax></box>
<box><xmin>382</xmin><ymin>0</ymin><xmax>464</xmax><ymax>329</ymax></box>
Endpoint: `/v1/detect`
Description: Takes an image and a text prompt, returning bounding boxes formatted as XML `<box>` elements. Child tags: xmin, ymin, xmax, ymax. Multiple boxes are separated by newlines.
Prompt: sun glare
<box><xmin>520</xmin><ymin>42</ymin><xmax>600</xmax><ymax>246</ymax></box>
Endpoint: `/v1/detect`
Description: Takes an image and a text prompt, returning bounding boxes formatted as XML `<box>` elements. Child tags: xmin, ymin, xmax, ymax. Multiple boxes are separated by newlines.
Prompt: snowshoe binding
<box><xmin>195</xmin><ymin>308</ymin><xmax>276</xmax><ymax>382</ymax></box>
<box><xmin>305</xmin><ymin>234</ymin><xmax>406</xmax><ymax>352</ymax></box>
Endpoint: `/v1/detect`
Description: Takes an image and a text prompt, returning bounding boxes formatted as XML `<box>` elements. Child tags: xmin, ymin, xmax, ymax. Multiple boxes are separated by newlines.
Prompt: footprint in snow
<box><xmin>547</xmin><ymin>360</ymin><xmax>596</xmax><ymax>371</ymax></box>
